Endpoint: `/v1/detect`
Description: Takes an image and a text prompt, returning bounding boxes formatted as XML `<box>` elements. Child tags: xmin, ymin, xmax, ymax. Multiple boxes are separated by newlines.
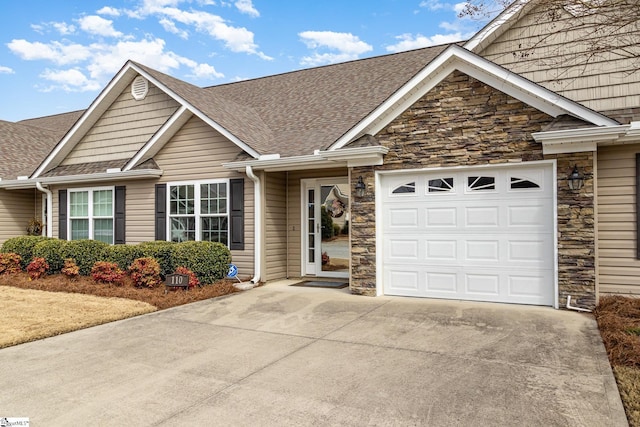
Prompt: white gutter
<box><xmin>223</xmin><ymin>146</ymin><xmax>389</xmax><ymax>172</ymax></box>
<box><xmin>0</xmin><ymin>169</ymin><xmax>163</xmax><ymax>190</ymax></box>
<box><xmin>533</xmin><ymin>122</ymin><xmax>640</xmax><ymax>154</ymax></box>
<box><xmin>246</xmin><ymin>165</ymin><xmax>261</xmax><ymax>285</ymax></box>
<box><xmin>35</xmin><ymin>182</ymin><xmax>53</xmax><ymax>238</ymax></box>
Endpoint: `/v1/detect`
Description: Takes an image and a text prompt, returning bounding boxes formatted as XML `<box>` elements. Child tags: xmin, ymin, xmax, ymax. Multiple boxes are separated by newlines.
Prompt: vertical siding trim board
<box><xmin>58</xmin><ymin>190</ymin><xmax>67</xmax><ymax>239</ymax></box>
<box><xmin>636</xmin><ymin>153</ymin><xmax>640</xmax><ymax>260</ymax></box>
<box><xmin>155</xmin><ymin>184</ymin><xmax>167</xmax><ymax>241</ymax></box>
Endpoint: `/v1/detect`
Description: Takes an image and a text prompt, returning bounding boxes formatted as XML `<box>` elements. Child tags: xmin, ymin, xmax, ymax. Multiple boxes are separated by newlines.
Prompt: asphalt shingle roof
<box><xmin>0</xmin><ymin>120</ymin><xmax>61</xmax><ymax>179</ymax></box>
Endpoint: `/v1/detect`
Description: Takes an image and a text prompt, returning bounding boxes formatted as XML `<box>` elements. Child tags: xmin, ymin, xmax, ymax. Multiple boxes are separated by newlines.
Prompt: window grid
<box><xmin>68</xmin><ymin>188</ymin><xmax>114</xmax><ymax>244</ymax></box>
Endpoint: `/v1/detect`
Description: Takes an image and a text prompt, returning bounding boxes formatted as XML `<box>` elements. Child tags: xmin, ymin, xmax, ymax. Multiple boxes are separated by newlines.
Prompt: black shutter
<box><xmin>229</xmin><ymin>178</ymin><xmax>244</xmax><ymax>250</ymax></box>
<box><xmin>155</xmin><ymin>184</ymin><xmax>167</xmax><ymax>241</ymax></box>
<box><xmin>58</xmin><ymin>190</ymin><xmax>67</xmax><ymax>239</ymax></box>
<box><xmin>114</xmin><ymin>186</ymin><xmax>126</xmax><ymax>245</ymax></box>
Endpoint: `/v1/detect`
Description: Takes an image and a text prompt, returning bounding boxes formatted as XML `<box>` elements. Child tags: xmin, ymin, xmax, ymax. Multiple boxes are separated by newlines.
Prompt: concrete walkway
<box><xmin>0</xmin><ymin>280</ymin><xmax>627</xmax><ymax>426</ymax></box>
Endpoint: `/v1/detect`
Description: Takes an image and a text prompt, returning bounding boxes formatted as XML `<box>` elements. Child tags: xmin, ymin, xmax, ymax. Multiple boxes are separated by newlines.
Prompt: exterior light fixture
<box><xmin>355</xmin><ymin>176</ymin><xmax>366</xmax><ymax>197</ymax></box>
<box><xmin>567</xmin><ymin>165</ymin><xmax>584</xmax><ymax>191</ymax></box>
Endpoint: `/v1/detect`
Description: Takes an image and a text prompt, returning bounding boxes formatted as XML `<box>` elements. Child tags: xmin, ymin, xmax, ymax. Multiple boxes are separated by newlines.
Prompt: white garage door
<box><xmin>380</xmin><ymin>164</ymin><xmax>555</xmax><ymax>306</ymax></box>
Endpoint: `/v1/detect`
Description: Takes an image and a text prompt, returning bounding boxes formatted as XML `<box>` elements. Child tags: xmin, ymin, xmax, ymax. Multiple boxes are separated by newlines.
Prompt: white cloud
<box><xmin>235</xmin><ymin>0</ymin><xmax>259</xmax><ymax>17</ymax></box>
<box><xmin>0</xmin><ymin>66</ymin><xmax>14</xmax><ymax>74</ymax></box>
<box><xmin>188</xmin><ymin>62</ymin><xmax>225</xmax><ymax>79</ymax></box>
<box><xmin>31</xmin><ymin>22</ymin><xmax>76</xmax><ymax>35</ymax></box>
<box><xmin>299</xmin><ymin>31</ymin><xmax>372</xmax><ymax>66</ymax></box>
<box><xmin>159</xmin><ymin>18</ymin><xmax>190</xmax><ymax>38</ymax></box>
<box><xmin>420</xmin><ymin>0</ymin><xmax>447</xmax><ymax>11</ymax></box>
<box><xmin>8</xmin><ymin>40</ymin><xmax>92</xmax><ymax>65</ymax></box>
<box><xmin>385</xmin><ymin>33</ymin><xmax>465</xmax><ymax>52</ymax></box>
<box><xmin>78</xmin><ymin>15</ymin><xmax>124</xmax><ymax>38</ymax></box>
<box><xmin>97</xmin><ymin>6</ymin><xmax>121</xmax><ymax>16</ymax></box>
<box><xmin>39</xmin><ymin>68</ymin><xmax>101</xmax><ymax>92</ymax></box>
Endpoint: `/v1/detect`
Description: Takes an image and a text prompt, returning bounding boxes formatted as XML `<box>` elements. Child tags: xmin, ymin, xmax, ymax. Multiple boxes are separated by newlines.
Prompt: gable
<box><xmin>60</xmin><ymin>79</ymin><xmax>180</xmax><ymax>167</ymax></box>
<box><xmin>476</xmin><ymin>3</ymin><xmax>640</xmax><ymax>112</ymax></box>
<box><xmin>376</xmin><ymin>70</ymin><xmax>551</xmax><ymax>166</ymax></box>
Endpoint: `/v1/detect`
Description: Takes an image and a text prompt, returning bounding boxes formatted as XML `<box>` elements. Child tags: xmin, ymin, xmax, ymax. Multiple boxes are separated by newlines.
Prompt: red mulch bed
<box><xmin>0</xmin><ymin>272</ymin><xmax>240</xmax><ymax>310</ymax></box>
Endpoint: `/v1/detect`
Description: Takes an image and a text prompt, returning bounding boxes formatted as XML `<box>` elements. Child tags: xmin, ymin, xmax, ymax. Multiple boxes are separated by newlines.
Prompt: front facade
<box><xmin>1</xmin><ymin>0</ymin><xmax>638</xmax><ymax>309</ymax></box>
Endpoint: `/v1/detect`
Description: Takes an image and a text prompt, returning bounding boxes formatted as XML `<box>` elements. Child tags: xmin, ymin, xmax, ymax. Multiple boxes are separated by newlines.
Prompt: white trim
<box><xmin>223</xmin><ymin>146</ymin><xmax>389</xmax><ymax>172</ymax></box>
<box><xmin>551</xmin><ymin>159</ymin><xmax>559</xmax><ymax>309</ymax></box>
<box><xmin>245</xmin><ymin>166</ymin><xmax>261</xmax><ymax>284</ymax></box>
<box><xmin>124</xmin><ymin>105</ymin><xmax>191</xmax><ymax>171</ymax></box>
<box><xmin>329</xmin><ymin>45</ymin><xmax>616</xmax><ymax>151</ymax></box>
<box><xmin>463</xmin><ymin>0</ymin><xmax>531</xmax><ymax>52</ymax></box>
<box><xmin>533</xmin><ymin>124</ymin><xmax>640</xmax><ymax>154</ymax></box>
<box><xmin>68</xmin><ymin>186</ymin><xmax>115</xmax><ymax>243</ymax></box>
<box><xmin>0</xmin><ymin>169</ymin><xmax>163</xmax><ymax>190</ymax></box>
<box><xmin>165</xmin><ymin>179</ymin><xmax>230</xmax><ymax>245</ymax></box>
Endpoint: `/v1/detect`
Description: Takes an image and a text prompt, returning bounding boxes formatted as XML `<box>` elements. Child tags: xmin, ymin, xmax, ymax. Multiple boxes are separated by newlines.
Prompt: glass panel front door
<box><xmin>303</xmin><ymin>179</ymin><xmax>349</xmax><ymax>278</ymax></box>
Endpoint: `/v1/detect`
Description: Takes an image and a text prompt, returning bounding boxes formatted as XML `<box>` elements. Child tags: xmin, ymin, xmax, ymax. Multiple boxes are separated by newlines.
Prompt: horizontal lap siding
<box><xmin>153</xmin><ymin>117</ymin><xmax>254</xmax><ymax>278</ymax></box>
<box><xmin>479</xmin><ymin>5</ymin><xmax>640</xmax><ymax>112</ymax></box>
<box><xmin>62</xmin><ymin>83</ymin><xmax>180</xmax><ymax>165</ymax></box>
<box><xmin>264</xmin><ymin>172</ymin><xmax>287</xmax><ymax>281</ymax></box>
<box><xmin>597</xmin><ymin>144</ymin><xmax>640</xmax><ymax>295</ymax></box>
<box><xmin>0</xmin><ymin>189</ymin><xmax>36</xmax><ymax>244</ymax></box>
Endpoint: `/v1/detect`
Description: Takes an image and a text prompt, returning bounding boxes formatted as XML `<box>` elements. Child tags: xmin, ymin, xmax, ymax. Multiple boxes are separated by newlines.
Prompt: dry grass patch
<box><xmin>0</xmin><ymin>287</ymin><xmax>156</xmax><ymax>348</ymax></box>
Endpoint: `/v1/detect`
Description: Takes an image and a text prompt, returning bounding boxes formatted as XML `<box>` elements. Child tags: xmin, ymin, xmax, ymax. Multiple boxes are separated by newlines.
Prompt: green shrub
<box><xmin>33</xmin><ymin>239</ymin><xmax>69</xmax><ymax>274</ymax></box>
<box><xmin>321</xmin><ymin>206</ymin><xmax>334</xmax><ymax>239</ymax></box>
<box><xmin>2</xmin><ymin>236</ymin><xmax>51</xmax><ymax>268</ymax></box>
<box><xmin>138</xmin><ymin>241</ymin><xmax>176</xmax><ymax>278</ymax></box>
<box><xmin>172</xmin><ymin>241</ymin><xmax>231</xmax><ymax>285</ymax></box>
<box><xmin>27</xmin><ymin>257</ymin><xmax>49</xmax><ymax>280</ymax></box>
<box><xmin>65</xmin><ymin>240</ymin><xmax>110</xmax><ymax>276</ymax></box>
<box><xmin>91</xmin><ymin>261</ymin><xmax>125</xmax><ymax>285</ymax></box>
<box><xmin>129</xmin><ymin>257</ymin><xmax>162</xmax><ymax>288</ymax></box>
<box><xmin>0</xmin><ymin>252</ymin><xmax>22</xmax><ymax>275</ymax></box>
<box><xmin>341</xmin><ymin>220</ymin><xmax>349</xmax><ymax>235</ymax></box>
<box><xmin>333</xmin><ymin>223</ymin><xmax>341</xmax><ymax>237</ymax></box>
<box><xmin>108</xmin><ymin>244</ymin><xmax>144</xmax><ymax>270</ymax></box>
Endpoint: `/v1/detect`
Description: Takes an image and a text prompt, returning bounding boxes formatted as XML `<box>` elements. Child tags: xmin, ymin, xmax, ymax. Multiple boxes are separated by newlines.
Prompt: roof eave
<box><xmin>0</xmin><ymin>169</ymin><xmax>163</xmax><ymax>190</ymax></box>
<box><xmin>534</xmin><ymin>122</ymin><xmax>640</xmax><ymax>154</ymax></box>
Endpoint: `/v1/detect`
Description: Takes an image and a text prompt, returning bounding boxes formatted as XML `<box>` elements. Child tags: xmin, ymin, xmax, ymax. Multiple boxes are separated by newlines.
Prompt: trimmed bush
<box><xmin>175</xmin><ymin>266</ymin><xmax>200</xmax><ymax>288</ymax></box>
<box><xmin>65</xmin><ymin>239</ymin><xmax>109</xmax><ymax>276</ymax></box>
<box><xmin>91</xmin><ymin>261</ymin><xmax>125</xmax><ymax>285</ymax></box>
<box><xmin>108</xmin><ymin>244</ymin><xmax>144</xmax><ymax>271</ymax></box>
<box><xmin>62</xmin><ymin>258</ymin><xmax>79</xmax><ymax>279</ymax></box>
<box><xmin>33</xmin><ymin>239</ymin><xmax>69</xmax><ymax>274</ymax></box>
<box><xmin>2</xmin><ymin>236</ymin><xmax>51</xmax><ymax>269</ymax></box>
<box><xmin>138</xmin><ymin>241</ymin><xmax>176</xmax><ymax>278</ymax></box>
<box><xmin>27</xmin><ymin>257</ymin><xmax>49</xmax><ymax>280</ymax></box>
<box><xmin>129</xmin><ymin>257</ymin><xmax>162</xmax><ymax>288</ymax></box>
<box><xmin>0</xmin><ymin>252</ymin><xmax>22</xmax><ymax>275</ymax></box>
<box><xmin>172</xmin><ymin>241</ymin><xmax>231</xmax><ymax>286</ymax></box>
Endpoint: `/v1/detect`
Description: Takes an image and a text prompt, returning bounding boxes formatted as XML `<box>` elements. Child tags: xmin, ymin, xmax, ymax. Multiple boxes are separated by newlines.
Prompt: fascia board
<box><xmin>0</xmin><ymin>169</ymin><xmax>163</xmax><ymax>190</ymax></box>
<box><xmin>128</xmin><ymin>64</ymin><xmax>261</xmax><ymax>159</ymax></box>
<box><xmin>32</xmin><ymin>64</ymin><xmax>138</xmax><ymax>178</ymax></box>
<box><xmin>124</xmin><ymin>105</ymin><xmax>192</xmax><ymax>171</ymax></box>
<box><xmin>464</xmin><ymin>0</ymin><xmax>532</xmax><ymax>52</ymax></box>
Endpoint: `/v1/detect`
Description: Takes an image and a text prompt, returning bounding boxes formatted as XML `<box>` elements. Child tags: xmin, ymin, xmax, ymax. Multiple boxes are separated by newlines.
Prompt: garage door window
<box><xmin>468</xmin><ymin>176</ymin><xmax>495</xmax><ymax>191</ymax></box>
<box><xmin>392</xmin><ymin>182</ymin><xmax>416</xmax><ymax>194</ymax></box>
<box><xmin>428</xmin><ymin>178</ymin><xmax>454</xmax><ymax>192</ymax></box>
<box><xmin>510</xmin><ymin>177</ymin><xmax>540</xmax><ymax>189</ymax></box>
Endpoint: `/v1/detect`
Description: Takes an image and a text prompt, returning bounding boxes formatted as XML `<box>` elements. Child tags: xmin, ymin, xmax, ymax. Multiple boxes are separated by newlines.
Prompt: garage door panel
<box><xmin>381</xmin><ymin>164</ymin><xmax>555</xmax><ymax>306</ymax></box>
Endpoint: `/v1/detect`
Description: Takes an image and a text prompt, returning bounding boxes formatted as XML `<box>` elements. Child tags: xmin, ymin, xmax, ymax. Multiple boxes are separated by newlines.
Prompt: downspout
<box><xmin>246</xmin><ymin>165</ymin><xmax>261</xmax><ymax>284</ymax></box>
<box><xmin>35</xmin><ymin>182</ymin><xmax>53</xmax><ymax>238</ymax></box>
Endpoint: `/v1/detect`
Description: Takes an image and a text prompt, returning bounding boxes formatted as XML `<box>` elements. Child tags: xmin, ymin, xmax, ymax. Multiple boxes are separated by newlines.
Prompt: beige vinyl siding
<box><xmin>478</xmin><ymin>5</ymin><xmax>640</xmax><ymax>112</ymax></box>
<box><xmin>264</xmin><ymin>172</ymin><xmax>287</xmax><ymax>280</ymax></box>
<box><xmin>286</xmin><ymin>168</ymin><xmax>348</xmax><ymax>277</ymax></box>
<box><xmin>51</xmin><ymin>116</ymin><xmax>255</xmax><ymax>279</ymax></box>
<box><xmin>62</xmin><ymin>82</ymin><xmax>180</xmax><ymax>165</ymax></box>
<box><xmin>0</xmin><ymin>189</ymin><xmax>37</xmax><ymax>244</ymax></box>
<box><xmin>597</xmin><ymin>144</ymin><xmax>640</xmax><ymax>295</ymax></box>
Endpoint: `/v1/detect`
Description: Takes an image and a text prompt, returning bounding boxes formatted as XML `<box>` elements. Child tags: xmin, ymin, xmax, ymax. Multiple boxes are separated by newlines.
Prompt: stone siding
<box><xmin>349</xmin><ymin>70</ymin><xmax>596</xmax><ymax>307</ymax></box>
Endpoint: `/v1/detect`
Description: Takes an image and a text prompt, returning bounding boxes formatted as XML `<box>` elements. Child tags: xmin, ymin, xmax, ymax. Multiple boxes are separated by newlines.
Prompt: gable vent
<box><xmin>131</xmin><ymin>75</ymin><xmax>149</xmax><ymax>100</ymax></box>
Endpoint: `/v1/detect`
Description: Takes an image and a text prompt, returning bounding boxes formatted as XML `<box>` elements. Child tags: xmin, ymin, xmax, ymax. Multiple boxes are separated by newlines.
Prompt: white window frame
<box><xmin>166</xmin><ymin>179</ymin><xmax>230</xmax><ymax>245</ymax></box>
<box><xmin>67</xmin><ymin>186</ymin><xmax>115</xmax><ymax>243</ymax></box>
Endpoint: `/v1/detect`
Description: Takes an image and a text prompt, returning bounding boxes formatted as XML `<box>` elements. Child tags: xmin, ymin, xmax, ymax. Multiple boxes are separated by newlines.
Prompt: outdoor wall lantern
<box><xmin>567</xmin><ymin>165</ymin><xmax>584</xmax><ymax>191</ymax></box>
<box><xmin>355</xmin><ymin>176</ymin><xmax>366</xmax><ymax>197</ymax></box>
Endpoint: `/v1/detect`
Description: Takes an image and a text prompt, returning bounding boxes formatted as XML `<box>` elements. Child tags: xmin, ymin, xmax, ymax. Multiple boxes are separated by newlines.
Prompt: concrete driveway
<box><xmin>0</xmin><ymin>280</ymin><xmax>627</xmax><ymax>426</ymax></box>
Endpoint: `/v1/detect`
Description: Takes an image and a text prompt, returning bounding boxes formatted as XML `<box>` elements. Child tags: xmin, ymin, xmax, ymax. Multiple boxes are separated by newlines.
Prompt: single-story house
<box><xmin>1</xmin><ymin>0</ymin><xmax>638</xmax><ymax>309</ymax></box>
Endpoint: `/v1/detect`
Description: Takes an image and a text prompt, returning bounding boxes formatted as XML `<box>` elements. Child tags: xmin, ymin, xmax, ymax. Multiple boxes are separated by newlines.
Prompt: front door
<box><xmin>303</xmin><ymin>178</ymin><xmax>350</xmax><ymax>278</ymax></box>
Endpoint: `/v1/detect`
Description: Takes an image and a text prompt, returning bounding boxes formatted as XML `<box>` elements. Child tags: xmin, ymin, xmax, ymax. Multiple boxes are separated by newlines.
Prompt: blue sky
<box><xmin>0</xmin><ymin>0</ymin><xmax>491</xmax><ymax>122</ymax></box>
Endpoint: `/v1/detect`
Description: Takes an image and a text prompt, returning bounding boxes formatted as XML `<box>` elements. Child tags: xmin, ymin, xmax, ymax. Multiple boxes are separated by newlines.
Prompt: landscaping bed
<box><xmin>595</xmin><ymin>296</ymin><xmax>640</xmax><ymax>426</ymax></box>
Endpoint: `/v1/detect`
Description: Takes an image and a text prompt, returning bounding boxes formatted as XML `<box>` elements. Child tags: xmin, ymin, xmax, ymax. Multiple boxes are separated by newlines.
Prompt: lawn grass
<box><xmin>595</xmin><ymin>296</ymin><xmax>640</xmax><ymax>427</ymax></box>
<box><xmin>0</xmin><ymin>272</ymin><xmax>241</xmax><ymax>349</ymax></box>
